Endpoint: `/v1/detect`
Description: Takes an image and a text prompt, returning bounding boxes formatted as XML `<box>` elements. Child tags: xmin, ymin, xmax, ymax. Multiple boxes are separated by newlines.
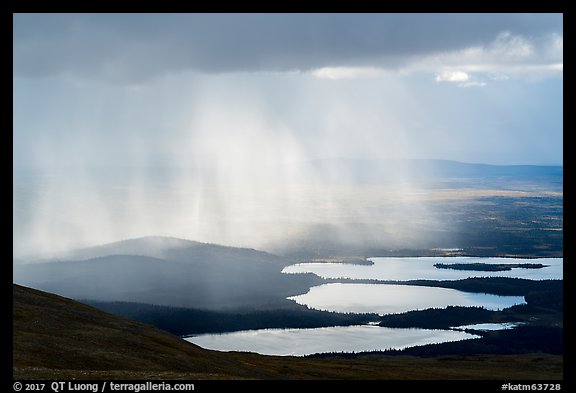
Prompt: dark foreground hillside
<box><xmin>12</xmin><ymin>283</ymin><xmax>248</xmax><ymax>378</ymax></box>
<box><xmin>13</xmin><ymin>284</ymin><xmax>562</xmax><ymax>380</ymax></box>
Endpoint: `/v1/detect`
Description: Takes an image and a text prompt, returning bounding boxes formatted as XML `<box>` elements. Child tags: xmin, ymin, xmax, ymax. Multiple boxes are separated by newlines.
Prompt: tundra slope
<box><xmin>13</xmin><ymin>284</ymin><xmax>562</xmax><ymax>380</ymax></box>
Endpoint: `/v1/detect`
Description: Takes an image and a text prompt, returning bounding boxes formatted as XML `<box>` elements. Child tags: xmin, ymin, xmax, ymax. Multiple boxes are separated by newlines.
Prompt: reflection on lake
<box><xmin>187</xmin><ymin>256</ymin><xmax>556</xmax><ymax>356</ymax></box>
<box><xmin>185</xmin><ymin>325</ymin><xmax>480</xmax><ymax>356</ymax></box>
<box><xmin>288</xmin><ymin>283</ymin><xmax>526</xmax><ymax>315</ymax></box>
<box><xmin>282</xmin><ymin>257</ymin><xmax>563</xmax><ymax>281</ymax></box>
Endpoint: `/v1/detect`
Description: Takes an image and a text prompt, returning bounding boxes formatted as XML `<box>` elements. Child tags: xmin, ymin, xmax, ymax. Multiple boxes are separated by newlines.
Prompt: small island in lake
<box><xmin>434</xmin><ymin>262</ymin><xmax>548</xmax><ymax>272</ymax></box>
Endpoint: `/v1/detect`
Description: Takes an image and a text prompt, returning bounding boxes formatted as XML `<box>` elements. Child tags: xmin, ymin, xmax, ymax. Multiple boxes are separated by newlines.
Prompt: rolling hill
<box><xmin>13</xmin><ymin>236</ymin><xmax>320</xmax><ymax>309</ymax></box>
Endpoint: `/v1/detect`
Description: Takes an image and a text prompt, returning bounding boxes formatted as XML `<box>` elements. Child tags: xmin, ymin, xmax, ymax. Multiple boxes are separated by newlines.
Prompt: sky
<box><xmin>12</xmin><ymin>13</ymin><xmax>564</xmax><ymax>257</ymax></box>
<box><xmin>13</xmin><ymin>13</ymin><xmax>563</xmax><ymax>168</ymax></box>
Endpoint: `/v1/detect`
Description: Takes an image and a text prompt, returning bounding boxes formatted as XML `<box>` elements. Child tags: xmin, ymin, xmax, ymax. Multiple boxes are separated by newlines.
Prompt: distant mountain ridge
<box><xmin>15</xmin><ymin>159</ymin><xmax>561</xmax><ymax>188</ymax></box>
<box><xmin>305</xmin><ymin>158</ymin><xmax>562</xmax><ymax>186</ymax></box>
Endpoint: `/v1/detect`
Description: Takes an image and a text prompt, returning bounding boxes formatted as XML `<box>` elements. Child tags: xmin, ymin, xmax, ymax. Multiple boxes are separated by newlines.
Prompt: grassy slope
<box><xmin>13</xmin><ymin>284</ymin><xmax>562</xmax><ymax>380</ymax></box>
<box><xmin>12</xmin><ymin>284</ymin><xmax>252</xmax><ymax>377</ymax></box>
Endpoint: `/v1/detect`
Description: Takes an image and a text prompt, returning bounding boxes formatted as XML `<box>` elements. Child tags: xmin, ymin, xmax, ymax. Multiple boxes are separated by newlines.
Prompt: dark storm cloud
<box><xmin>13</xmin><ymin>13</ymin><xmax>562</xmax><ymax>80</ymax></box>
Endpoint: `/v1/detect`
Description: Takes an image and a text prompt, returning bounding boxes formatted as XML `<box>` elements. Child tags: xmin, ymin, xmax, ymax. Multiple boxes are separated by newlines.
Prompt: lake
<box><xmin>452</xmin><ymin>322</ymin><xmax>523</xmax><ymax>331</ymax></box>
<box><xmin>185</xmin><ymin>325</ymin><xmax>480</xmax><ymax>356</ymax></box>
<box><xmin>287</xmin><ymin>283</ymin><xmax>526</xmax><ymax>315</ymax></box>
<box><xmin>282</xmin><ymin>256</ymin><xmax>563</xmax><ymax>281</ymax></box>
<box><xmin>186</xmin><ymin>256</ymin><xmax>558</xmax><ymax>356</ymax></box>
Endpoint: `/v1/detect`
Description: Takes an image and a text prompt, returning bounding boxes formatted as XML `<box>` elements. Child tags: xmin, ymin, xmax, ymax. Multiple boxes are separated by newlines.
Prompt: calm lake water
<box><xmin>185</xmin><ymin>325</ymin><xmax>480</xmax><ymax>356</ymax></box>
<box><xmin>187</xmin><ymin>256</ymin><xmax>558</xmax><ymax>356</ymax></box>
<box><xmin>282</xmin><ymin>257</ymin><xmax>563</xmax><ymax>281</ymax></box>
<box><xmin>287</xmin><ymin>283</ymin><xmax>525</xmax><ymax>315</ymax></box>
